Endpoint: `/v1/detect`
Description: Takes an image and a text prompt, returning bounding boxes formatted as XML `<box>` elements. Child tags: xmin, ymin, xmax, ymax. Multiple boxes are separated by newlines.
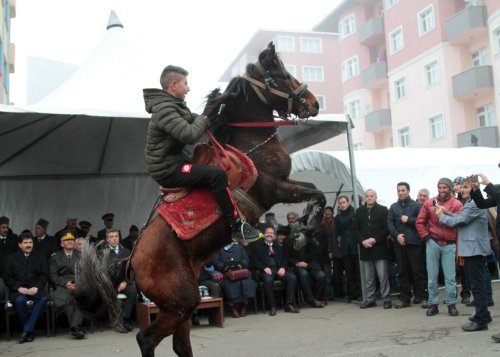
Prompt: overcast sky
<box><xmin>10</xmin><ymin>0</ymin><xmax>340</xmax><ymax>110</ymax></box>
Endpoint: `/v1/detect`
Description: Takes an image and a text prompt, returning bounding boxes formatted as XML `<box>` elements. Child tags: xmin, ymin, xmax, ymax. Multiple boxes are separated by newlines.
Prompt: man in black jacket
<box><xmin>334</xmin><ymin>196</ymin><xmax>361</xmax><ymax>302</ymax></box>
<box><xmin>105</xmin><ymin>229</ymin><xmax>137</xmax><ymax>333</ymax></box>
<box><xmin>251</xmin><ymin>227</ymin><xmax>298</xmax><ymax>316</ymax></box>
<box><xmin>470</xmin><ymin>172</ymin><xmax>500</xmax><ymax>343</ymax></box>
<box><xmin>355</xmin><ymin>189</ymin><xmax>392</xmax><ymax>309</ymax></box>
<box><xmin>0</xmin><ymin>216</ymin><xmax>18</xmax><ymax>300</ymax></box>
<box><xmin>33</xmin><ymin>218</ymin><xmax>58</xmax><ymax>259</ymax></box>
<box><xmin>387</xmin><ymin>182</ymin><xmax>425</xmax><ymax>308</ymax></box>
<box><xmin>4</xmin><ymin>232</ymin><xmax>49</xmax><ymax>343</ymax></box>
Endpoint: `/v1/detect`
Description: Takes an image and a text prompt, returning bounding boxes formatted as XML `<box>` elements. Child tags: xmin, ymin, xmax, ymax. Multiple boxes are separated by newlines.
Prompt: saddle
<box><xmin>160</xmin><ymin>143</ymin><xmax>256</xmax><ymax>203</ymax></box>
<box><xmin>156</xmin><ymin>143</ymin><xmax>258</xmax><ymax>240</ymax></box>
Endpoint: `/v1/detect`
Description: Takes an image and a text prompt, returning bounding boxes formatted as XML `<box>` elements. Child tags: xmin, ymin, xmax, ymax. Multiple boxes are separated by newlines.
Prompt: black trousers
<box><xmin>342</xmin><ymin>254</ymin><xmax>361</xmax><ymax>299</ymax></box>
<box><xmin>156</xmin><ymin>164</ymin><xmax>235</xmax><ymax>221</ymax></box>
<box><xmin>393</xmin><ymin>244</ymin><xmax>426</xmax><ymax>302</ymax></box>
<box><xmin>465</xmin><ymin>255</ymin><xmax>489</xmax><ymax>325</ymax></box>
<box><xmin>257</xmin><ymin>271</ymin><xmax>297</xmax><ymax>308</ymax></box>
<box><xmin>331</xmin><ymin>257</ymin><xmax>345</xmax><ymax>298</ymax></box>
<box><xmin>295</xmin><ymin>267</ymin><xmax>325</xmax><ymax>302</ymax></box>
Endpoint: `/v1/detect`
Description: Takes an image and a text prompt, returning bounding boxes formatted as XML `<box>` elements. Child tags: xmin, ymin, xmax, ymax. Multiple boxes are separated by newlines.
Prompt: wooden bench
<box><xmin>136</xmin><ymin>297</ymin><xmax>224</xmax><ymax>329</ymax></box>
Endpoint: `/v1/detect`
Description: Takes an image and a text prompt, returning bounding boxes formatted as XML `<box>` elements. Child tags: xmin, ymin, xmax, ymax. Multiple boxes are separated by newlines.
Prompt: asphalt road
<box><xmin>3</xmin><ymin>283</ymin><xmax>500</xmax><ymax>356</ymax></box>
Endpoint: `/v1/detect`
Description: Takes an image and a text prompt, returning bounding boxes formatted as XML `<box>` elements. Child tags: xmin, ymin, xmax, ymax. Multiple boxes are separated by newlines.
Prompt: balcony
<box><xmin>446</xmin><ymin>5</ymin><xmax>487</xmax><ymax>44</ymax></box>
<box><xmin>457</xmin><ymin>126</ymin><xmax>499</xmax><ymax>148</ymax></box>
<box><xmin>362</xmin><ymin>61</ymin><xmax>387</xmax><ymax>89</ymax></box>
<box><xmin>452</xmin><ymin>65</ymin><xmax>493</xmax><ymax>100</ymax></box>
<box><xmin>359</xmin><ymin>16</ymin><xmax>385</xmax><ymax>46</ymax></box>
<box><xmin>365</xmin><ymin>108</ymin><xmax>391</xmax><ymax>133</ymax></box>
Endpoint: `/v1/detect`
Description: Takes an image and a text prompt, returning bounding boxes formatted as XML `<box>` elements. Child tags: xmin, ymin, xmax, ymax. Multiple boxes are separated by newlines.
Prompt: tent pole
<box><xmin>345</xmin><ymin>115</ymin><xmax>366</xmax><ymax>301</ymax></box>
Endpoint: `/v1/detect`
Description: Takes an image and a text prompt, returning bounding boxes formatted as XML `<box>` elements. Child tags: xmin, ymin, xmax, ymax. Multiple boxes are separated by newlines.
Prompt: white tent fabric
<box><xmin>29</xmin><ymin>11</ymin><xmax>152</xmax><ymax>118</ymax></box>
<box><xmin>291</xmin><ymin>147</ymin><xmax>500</xmax><ymax>209</ymax></box>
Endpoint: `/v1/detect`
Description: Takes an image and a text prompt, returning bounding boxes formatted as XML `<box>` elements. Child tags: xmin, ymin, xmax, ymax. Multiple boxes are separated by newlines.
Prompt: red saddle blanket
<box><xmin>156</xmin><ymin>188</ymin><xmax>221</xmax><ymax>240</ymax></box>
<box><xmin>156</xmin><ymin>144</ymin><xmax>257</xmax><ymax>240</ymax></box>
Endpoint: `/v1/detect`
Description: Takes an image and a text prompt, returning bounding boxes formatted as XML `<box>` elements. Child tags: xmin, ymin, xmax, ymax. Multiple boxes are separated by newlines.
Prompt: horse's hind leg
<box><xmin>136</xmin><ymin>312</ymin><xmax>193</xmax><ymax>357</ymax></box>
<box><xmin>173</xmin><ymin>319</ymin><xmax>193</xmax><ymax>357</ymax></box>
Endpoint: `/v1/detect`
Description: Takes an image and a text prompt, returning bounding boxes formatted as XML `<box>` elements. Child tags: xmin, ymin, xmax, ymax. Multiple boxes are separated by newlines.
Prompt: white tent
<box><xmin>0</xmin><ymin>11</ymin><xmax>348</xmax><ymax>234</ymax></box>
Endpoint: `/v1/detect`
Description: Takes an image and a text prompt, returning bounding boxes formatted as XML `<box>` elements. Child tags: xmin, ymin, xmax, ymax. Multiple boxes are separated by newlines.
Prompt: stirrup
<box><xmin>232</xmin><ymin>221</ymin><xmax>263</xmax><ymax>244</ymax></box>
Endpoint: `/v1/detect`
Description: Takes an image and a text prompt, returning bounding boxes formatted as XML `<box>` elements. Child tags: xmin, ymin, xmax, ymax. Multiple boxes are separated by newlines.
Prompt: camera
<box><xmin>470</xmin><ymin>175</ymin><xmax>479</xmax><ymax>183</ymax></box>
<box><xmin>433</xmin><ymin>199</ymin><xmax>438</xmax><ymax>206</ymax></box>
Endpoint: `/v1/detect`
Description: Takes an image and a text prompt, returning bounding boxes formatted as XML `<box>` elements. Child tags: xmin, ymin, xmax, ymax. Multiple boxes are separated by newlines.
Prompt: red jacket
<box><xmin>416</xmin><ymin>195</ymin><xmax>462</xmax><ymax>243</ymax></box>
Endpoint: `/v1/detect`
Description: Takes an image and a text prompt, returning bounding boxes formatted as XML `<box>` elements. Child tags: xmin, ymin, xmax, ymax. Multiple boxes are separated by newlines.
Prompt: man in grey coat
<box><xmin>437</xmin><ymin>178</ymin><xmax>490</xmax><ymax>332</ymax></box>
<box><xmin>143</xmin><ymin>65</ymin><xmax>260</xmax><ymax>242</ymax></box>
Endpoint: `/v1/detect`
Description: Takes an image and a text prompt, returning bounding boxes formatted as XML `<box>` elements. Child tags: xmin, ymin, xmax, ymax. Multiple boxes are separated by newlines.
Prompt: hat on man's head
<box><xmin>0</xmin><ymin>216</ymin><xmax>9</xmax><ymax>226</ymax></box>
<box><xmin>66</xmin><ymin>216</ymin><xmax>77</xmax><ymax>221</ymax></box>
<box><xmin>79</xmin><ymin>220</ymin><xmax>92</xmax><ymax>228</ymax></box>
<box><xmin>438</xmin><ymin>177</ymin><xmax>453</xmax><ymax>190</ymax></box>
<box><xmin>129</xmin><ymin>225</ymin><xmax>139</xmax><ymax>232</ymax></box>
<box><xmin>453</xmin><ymin>176</ymin><xmax>464</xmax><ymax>185</ymax></box>
<box><xmin>101</xmin><ymin>213</ymin><xmax>114</xmax><ymax>221</ymax></box>
<box><xmin>60</xmin><ymin>230</ymin><xmax>76</xmax><ymax>241</ymax></box>
<box><xmin>36</xmin><ymin>218</ymin><xmax>49</xmax><ymax>230</ymax></box>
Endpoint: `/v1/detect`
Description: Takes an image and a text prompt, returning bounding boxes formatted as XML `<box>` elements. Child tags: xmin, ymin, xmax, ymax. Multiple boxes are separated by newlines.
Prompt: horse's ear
<box><xmin>267</xmin><ymin>42</ymin><xmax>275</xmax><ymax>56</ymax></box>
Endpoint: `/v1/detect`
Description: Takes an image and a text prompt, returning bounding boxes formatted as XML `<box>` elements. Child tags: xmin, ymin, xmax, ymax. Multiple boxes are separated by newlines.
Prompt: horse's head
<box><xmin>246</xmin><ymin>42</ymin><xmax>319</xmax><ymax>119</ymax></box>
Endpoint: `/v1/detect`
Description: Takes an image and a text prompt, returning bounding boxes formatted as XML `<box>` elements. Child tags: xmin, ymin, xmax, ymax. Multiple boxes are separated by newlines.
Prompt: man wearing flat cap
<box><xmin>54</xmin><ymin>217</ymin><xmax>85</xmax><ymax>244</ymax></box>
<box><xmin>78</xmin><ymin>220</ymin><xmax>97</xmax><ymax>245</ymax></box>
<box><xmin>34</xmin><ymin>219</ymin><xmax>58</xmax><ymax>259</ymax></box>
<box><xmin>50</xmin><ymin>231</ymin><xmax>86</xmax><ymax>339</ymax></box>
<box><xmin>416</xmin><ymin>177</ymin><xmax>463</xmax><ymax>317</ymax></box>
<box><xmin>0</xmin><ymin>216</ymin><xmax>19</xmax><ymax>301</ymax></box>
<box><xmin>97</xmin><ymin>213</ymin><xmax>121</xmax><ymax>243</ymax></box>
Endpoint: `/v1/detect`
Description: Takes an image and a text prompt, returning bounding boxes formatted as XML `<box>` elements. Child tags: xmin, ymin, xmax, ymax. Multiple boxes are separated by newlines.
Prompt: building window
<box><xmin>424</xmin><ymin>60</ymin><xmax>440</xmax><ymax>87</ymax></box>
<box><xmin>389</xmin><ymin>26</ymin><xmax>404</xmax><ymax>54</ymax></box>
<box><xmin>386</xmin><ymin>0</ymin><xmax>399</xmax><ymax>8</ymax></box>
<box><xmin>300</xmin><ymin>38</ymin><xmax>322</xmax><ymax>53</ymax></box>
<box><xmin>316</xmin><ymin>95</ymin><xmax>326</xmax><ymax>111</ymax></box>
<box><xmin>428</xmin><ymin>113</ymin><xmax>445</xmax><ymax>140</ymax></box>
<box><xmin>341</xmin><ymin>56</ymin><xmax>359</xmax><ymax>82</ymax></box>
<box><xmin>477</xmin><ymin>104</ymin><xmax>495</xmax><ymax>127</ymax></box>
<box><xmin>394</xmin><ymin>76</ymin><xmax>408</xmax><ymax>101</ymax></box>
<box><xmin>418</xmin><ymin>5</ymin><xmax>435</xmax><ymax>36</ymax></box>
<box><xmin>353</xmin><ymin>142</ymin><xmax>364</xmax><ymax>150</ymax></box>
<box><xmin>275</xmin><ymin>36</ymin><xmax>294</xmax><ymax>52</ymax></box>
<box><xmin>339</xmin><ymin>13</ymin><xmax>356</xmax><ymax>39</ymax></box>
<box><xmin>472</xmin><ymin>48</ymin><xmax>488</xmax><ymax>66</ymax></box>
<box><xmin>398</xmin><ymin>126</ymin><xmax>412</xmax><ymax>147</ymax></box>
<box><xmin>302</xmin><ymin>66</ymin><xmax>324</xmax><ymax>82</ymax></box>
<box><xmin>349</xmin><ymin>99</ymin><xmax>361</xmax><ymax>118</ymax></box>
<box><xmin>284</xmin><ymin>64</ymin><xmax>296</xmax><ymax>77</ymax></box>
<box><xmin>493</xmin><ymin>27</ymin><xmax>500</xmax><ymax>55</ymax></box>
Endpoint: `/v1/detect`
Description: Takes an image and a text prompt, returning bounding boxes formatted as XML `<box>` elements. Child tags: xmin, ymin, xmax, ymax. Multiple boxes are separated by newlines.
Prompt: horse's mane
<box><xmin>204</xmin><ymin>76</ymin><xmax>249</xmax><ymax>142</ymax></box>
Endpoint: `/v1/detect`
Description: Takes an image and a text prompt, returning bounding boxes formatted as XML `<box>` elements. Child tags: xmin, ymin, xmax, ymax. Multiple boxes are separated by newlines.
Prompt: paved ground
<box><xmin>3</xmin><ymin>283</ymin><xmax>500</xmax><ymax>356</ymax></box>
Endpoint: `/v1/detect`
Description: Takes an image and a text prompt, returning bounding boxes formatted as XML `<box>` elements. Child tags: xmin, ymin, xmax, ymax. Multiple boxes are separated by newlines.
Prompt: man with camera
<box><xmin>416</xmin><ymin>178</ymin><xmax>463</xmax><ymax>317</ymax></box>
<box><xmin>470</xmin><ymin>172</ymin><xmax>500</xmax><ymax>341</ymax></box>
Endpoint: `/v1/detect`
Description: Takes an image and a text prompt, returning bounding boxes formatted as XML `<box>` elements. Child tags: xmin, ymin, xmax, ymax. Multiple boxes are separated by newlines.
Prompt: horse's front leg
<box><xmin>275</xmin><ymin>178</ymin><xmax>326</xmax><ymax>231</ymax></box>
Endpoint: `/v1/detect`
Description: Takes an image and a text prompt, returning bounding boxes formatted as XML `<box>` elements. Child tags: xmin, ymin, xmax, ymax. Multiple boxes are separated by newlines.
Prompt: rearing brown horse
<box><xmin>74</xmin><ymin>42</ymin><xmax>326</xmax><ymax>357</ymax></box>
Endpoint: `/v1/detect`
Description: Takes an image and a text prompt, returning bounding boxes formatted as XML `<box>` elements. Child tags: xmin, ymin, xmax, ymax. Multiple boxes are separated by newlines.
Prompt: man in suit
<box><xmin>4</xmin><ymin>232</ymin><xmax>49</xmax><ymax>343</ymax></box>
<box><xmin>98</xmin><ymin>213</ymin><xmax>122</xmax><ymax>243</ymax></box>
<box><xmin>34</xmin><ymin>218</ymin><xmax>58</xmax><ymax>259</ymax></box>
<box><xmin>251</xmin><ymin>226</ymin><xmax>298</xmax><ymax>316</ymax></box>
<box><xmin>355</xmin><ymin>189</ymin><xmax>392</xmax><ymax>310</ymax></box>
<box><xmin>0</xmin><ymin>216</ymin><xmax>19</xmax><ymax>300</ymax></box>
<box><xmin>105</xmin><ymin>229</ymin><xmax>136</xmax><ymax>332</ymax></box>
<box><xmin>49</xmin><ymin>231</ymin><xmax>86</xmax><ymax>339</ymax></box>
<box><xmin>78</xmin><ymin>220</ymin><xmax>98</xmax><ymax>245</ymax></box>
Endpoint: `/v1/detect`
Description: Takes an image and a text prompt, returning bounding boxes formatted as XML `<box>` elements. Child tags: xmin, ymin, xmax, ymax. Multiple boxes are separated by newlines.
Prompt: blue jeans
<box><xmin>14</xmin><ymin>293</ymin><xmax>48</xmax><ymax>333</ymax></box>
<box><xmin>426</xmin><ymin>239</ymin><xmax>457</xmax><ymax>305</ymax></box>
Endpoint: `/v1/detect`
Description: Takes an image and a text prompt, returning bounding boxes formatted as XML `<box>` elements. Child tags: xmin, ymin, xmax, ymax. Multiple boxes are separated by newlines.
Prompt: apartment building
<box><xmin>0</xmin><ymin>0</ymin><xmax>15</xmax><ymax>104</ymax></box>
<box><xmin>313</xmin><ymin>0</ymin><xmax>500</xmax><ymax>149</ymax></box>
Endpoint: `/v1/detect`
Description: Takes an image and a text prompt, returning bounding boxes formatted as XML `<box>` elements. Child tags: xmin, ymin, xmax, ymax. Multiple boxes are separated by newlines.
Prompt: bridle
<box><xmin>241</xmin><ymin>60</ymin><xmax>309</xmax><ymax>116</ymax></box>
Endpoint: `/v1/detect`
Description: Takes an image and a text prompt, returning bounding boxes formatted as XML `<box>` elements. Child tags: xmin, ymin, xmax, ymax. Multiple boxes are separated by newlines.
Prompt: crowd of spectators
<box><xmin>1</xmin><ymin>172</ymin><xmax>499</xmax><ymax>343</ymax></box>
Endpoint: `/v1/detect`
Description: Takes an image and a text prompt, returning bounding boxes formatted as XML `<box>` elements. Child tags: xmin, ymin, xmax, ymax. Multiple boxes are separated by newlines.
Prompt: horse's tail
<box><xmin>73</xmin><ymin>240</ymin><xmax>121</xmax><ymax>326</ymax></box>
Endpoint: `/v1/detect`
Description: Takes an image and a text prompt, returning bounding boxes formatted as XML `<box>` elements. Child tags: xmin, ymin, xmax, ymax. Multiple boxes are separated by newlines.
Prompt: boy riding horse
<box><xmin>143</xmin><ymin>65</ymin><xmax>261</xmax><ymax>241</ymax></box>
